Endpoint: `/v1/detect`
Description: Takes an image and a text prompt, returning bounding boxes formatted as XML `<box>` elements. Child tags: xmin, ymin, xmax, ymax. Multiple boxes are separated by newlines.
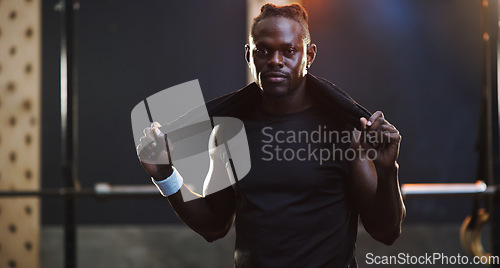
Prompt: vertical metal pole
<box><xmin>59</xmin><ymin>0</ymin><xmax>79</xmax><ymax>267</ymax></box>
<box><xmin>488</xmin><ymin>0</ymin><xmax>500</xmax><ymax>267</ymax></box>
<box><xmin>486</xmin><ymin>0</ymin><xmax>500</xmax><ymax>265</ymax></box>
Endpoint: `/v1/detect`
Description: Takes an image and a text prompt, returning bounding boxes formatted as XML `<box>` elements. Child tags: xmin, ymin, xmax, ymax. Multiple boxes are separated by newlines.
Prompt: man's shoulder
<box><xmin>306</xmin><ymin>73</ymin><xmax>371</xmax><ymax>129</ymax></box>
<box><xmin>205</xmin><ymin>82</ymin><xmax>261</xmax><ymax>117</ymax></box>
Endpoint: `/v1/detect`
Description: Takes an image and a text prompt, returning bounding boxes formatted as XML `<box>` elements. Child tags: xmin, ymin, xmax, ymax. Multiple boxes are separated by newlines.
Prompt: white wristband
<box><xmin>151</xmin><ymin>167</ymin><xmax>183</xmax><ymax>197</ymax></box>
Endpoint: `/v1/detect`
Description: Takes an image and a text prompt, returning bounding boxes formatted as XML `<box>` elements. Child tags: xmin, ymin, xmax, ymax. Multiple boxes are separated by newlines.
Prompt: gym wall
<box><xmin>0</xmin><ymin>0</ymin><xmax>41</xmax><ymax>267</ymax></box>
<box><xmin>38</xmin><ymin>0</ymin><xmax>487</xmax><ymax>267</ymax></box>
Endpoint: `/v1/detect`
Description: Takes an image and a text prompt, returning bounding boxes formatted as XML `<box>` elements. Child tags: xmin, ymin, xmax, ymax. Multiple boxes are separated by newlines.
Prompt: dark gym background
<box><xmin>42</xmin><ymin>0</ymin><xmax>481</xmax><ymax>226</ymax></box>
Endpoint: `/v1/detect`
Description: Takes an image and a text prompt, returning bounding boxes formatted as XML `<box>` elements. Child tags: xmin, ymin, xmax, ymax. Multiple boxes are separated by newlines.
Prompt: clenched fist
<box><xmin>136</xmin><ymin>122</ymin><xmax>175</xmax><ymax>180</ymax></box>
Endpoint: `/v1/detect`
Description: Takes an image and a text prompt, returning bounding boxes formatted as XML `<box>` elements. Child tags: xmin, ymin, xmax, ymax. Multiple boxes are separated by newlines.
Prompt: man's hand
<box><xmin>136</xmin><ymin>122</ymin><xmax>174</xmax><ymax>180</ymax></box>
<box><xmin>351</xmin><ymin>111</ymin><xmax>401</xmax><ymax>170</ymax></box>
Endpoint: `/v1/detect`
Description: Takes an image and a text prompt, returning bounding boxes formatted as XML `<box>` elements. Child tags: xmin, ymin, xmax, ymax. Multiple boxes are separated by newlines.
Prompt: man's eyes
<box><xmin>254</xmin><ymin>48</ymin><xmax>297</xmax><ymax>56</ymax></box>
<box><xmin>255</xmin><ymin>48</ymin><xmax>268</xmax><ymax>55</ymax></box>
<box><xmin>284</xmin><ymin>48</ymin><xmax>296</xmax><ymax>55</ymax></box>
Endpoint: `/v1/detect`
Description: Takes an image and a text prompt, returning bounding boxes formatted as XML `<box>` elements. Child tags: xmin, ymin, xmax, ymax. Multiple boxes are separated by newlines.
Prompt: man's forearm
<box><xmin>166</xmin><ymin>185</ymin><xmax>235</xmax><ymax>242</ymax></box>
<box><xmin>149</xmin><ymin>165</ymin><xmax>235</xmax><ymax>242</ymax></box>
<box><xmin>351</xmin><ymin>159</ymin><xmax>406</xmax><ymax>245</ymax></box>
<box><xmin>371</xmin><ymin>163</ymin><xmax>405</xmax><ymax>242</ymax></box>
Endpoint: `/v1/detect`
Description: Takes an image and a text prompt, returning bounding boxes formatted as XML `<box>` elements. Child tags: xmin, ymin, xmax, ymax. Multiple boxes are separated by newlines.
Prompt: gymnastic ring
<box><xmin>460</xmin><ymin>208</ymin><xmax>491</xmax><ymax>264</ymax></box>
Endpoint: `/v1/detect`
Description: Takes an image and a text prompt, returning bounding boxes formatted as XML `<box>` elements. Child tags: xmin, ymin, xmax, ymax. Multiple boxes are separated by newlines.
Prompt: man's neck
<box><xmin>260</xmin><ymin>83</ymin><xmax>314</xmax><ymax>114</ymax></box>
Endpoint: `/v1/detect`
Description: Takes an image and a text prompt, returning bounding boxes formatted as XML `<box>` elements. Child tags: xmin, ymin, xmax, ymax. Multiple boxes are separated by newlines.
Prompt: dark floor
<box><xmin>41</xmin><ymin>223</ymin><xmax>493</xmax><ymax>268</ymax></box>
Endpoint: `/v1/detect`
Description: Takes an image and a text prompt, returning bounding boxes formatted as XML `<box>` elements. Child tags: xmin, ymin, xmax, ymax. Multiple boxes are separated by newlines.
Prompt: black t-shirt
<box><xmin>233</xmin><ymin>103</ymin><xmax>358</xmax><ymax>268</ymax></box>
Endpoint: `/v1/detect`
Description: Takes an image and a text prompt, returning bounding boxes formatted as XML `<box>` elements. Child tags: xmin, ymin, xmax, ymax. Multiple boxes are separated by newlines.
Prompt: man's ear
<box><xmin>306</xmin><ymin>43</ymin><xmax>317</xmax><ymax>67</ymax></box>
<box><xmin>245</xmin><ymin>44</ymin><xmax>251</xmax><ymax>65</ymax></box>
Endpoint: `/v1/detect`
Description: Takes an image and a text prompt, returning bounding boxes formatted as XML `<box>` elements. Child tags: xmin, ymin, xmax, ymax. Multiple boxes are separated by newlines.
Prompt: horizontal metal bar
<box><xmin>0</xmin><ymin>181</ymin><xmax>497</xmax><ymax>198</ymax></box>
<box><xmin>94</xmin><ymin>183</ymin><xmax>159</xmax><ymax>196</ymax></box>
<box><xmin>401</xmin><ymin>181</ymin><xmax>497</xmax><ymax>198</ymax></box>
<box><xmin>0</xmin><ymin>188</ymin><xmax>94</xmax><ymax>197</ymax></box>
<box><xmin>0</xmin><ymin>184</ymin><xmax>162</xmax><ymax>198</ymax></box>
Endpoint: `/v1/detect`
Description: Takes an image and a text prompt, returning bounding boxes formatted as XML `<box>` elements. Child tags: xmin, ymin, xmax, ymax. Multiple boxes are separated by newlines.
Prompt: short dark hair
<box><xmin>250</xmin><ymin>3</ymin><xmax>311</xmax><ymax>43</ymax></box>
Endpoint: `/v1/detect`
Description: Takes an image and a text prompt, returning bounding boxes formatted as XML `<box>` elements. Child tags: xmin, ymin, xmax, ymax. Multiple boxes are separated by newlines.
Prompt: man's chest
<box><xmin>236</xmin><ymin>107</ymin><xmax>352</xmax><ymax>195</ymax></box>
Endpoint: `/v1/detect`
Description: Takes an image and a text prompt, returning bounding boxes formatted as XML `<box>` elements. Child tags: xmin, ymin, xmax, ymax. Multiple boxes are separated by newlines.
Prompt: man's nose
<box><xmin>267</xmin><ymin>51</ymin><xmax>284</xmax><ymax>68</ymax></box>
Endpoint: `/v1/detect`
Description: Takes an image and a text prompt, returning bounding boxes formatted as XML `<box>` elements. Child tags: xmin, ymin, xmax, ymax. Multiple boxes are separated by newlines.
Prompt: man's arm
<box><xmin>349</xmin><ymin>111</ymin><xmax>406</xmax><ymax>245</ymax></box>
<box><xmin>138</xmin><ymin>123</ymin><xmax>236</xmax><ymax>242</ymax></box>
<box><xmin>166</xmin><ymin>184</ymin><xmax>236</xmax><ymax>242</ymax></box>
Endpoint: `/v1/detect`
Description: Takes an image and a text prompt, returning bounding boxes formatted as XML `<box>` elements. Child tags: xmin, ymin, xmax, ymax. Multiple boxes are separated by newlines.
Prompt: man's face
<box><xmin>246</xmin><ymin>17</ymin><xmax>315</xmax><ymax>97</ymax></box>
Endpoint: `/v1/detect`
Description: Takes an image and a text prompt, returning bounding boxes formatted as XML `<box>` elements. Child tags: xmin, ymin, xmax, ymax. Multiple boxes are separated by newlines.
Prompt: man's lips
<box><xmin>262</xmin><ymin>71</ymin><xmax>287</xmax><ymax>83</ymax></box>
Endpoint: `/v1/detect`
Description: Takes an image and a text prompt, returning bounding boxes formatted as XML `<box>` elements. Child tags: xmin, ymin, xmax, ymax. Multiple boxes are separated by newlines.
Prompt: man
<box><xmin>138</xmin><ymin>3</ymin><xmax>405</xmax><ymax>267</ymax></box>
